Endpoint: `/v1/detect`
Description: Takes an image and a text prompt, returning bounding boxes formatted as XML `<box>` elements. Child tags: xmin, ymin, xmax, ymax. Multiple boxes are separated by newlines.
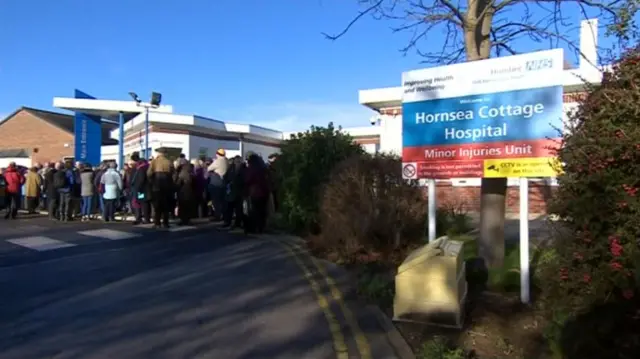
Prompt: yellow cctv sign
<box><xmin>483</xmin><ymin>157</ymin><xmax>562</xmax><ymax>178</ymax></box>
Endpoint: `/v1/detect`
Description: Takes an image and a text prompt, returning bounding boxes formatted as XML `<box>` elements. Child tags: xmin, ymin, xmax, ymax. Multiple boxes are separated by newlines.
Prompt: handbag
<box><xmin>242</xmin><ymin>198</ymin><xmax>251</xmax><ymax>216</ymax></box>
<box><xmin>131</xmin><ymin>168</ymin><xmax>145</xmax><ymax>200</ymax></box>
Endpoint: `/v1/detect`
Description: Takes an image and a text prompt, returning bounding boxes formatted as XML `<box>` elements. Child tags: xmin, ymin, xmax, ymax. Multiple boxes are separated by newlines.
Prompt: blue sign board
<box><xmin>74</xmin><ymin>89</ymin><xmax>102</xmax><ymax>166</ymax></box>
<box><xmin>402</xmin><ymin>86</ymin><xmax>563</xmax><ymax>147</ymax></box>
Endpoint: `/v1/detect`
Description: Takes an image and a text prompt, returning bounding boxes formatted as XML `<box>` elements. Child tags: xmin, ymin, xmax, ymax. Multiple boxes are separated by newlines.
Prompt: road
<box><xmin>0</xmin><ymin>216</ymin><xmax>403</xmax><ymax>359</ymax></box>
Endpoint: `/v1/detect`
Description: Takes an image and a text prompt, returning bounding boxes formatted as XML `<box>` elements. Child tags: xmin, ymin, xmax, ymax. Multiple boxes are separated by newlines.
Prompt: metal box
<box><xmin>393</xmin><ymin>237</ymin><xmax>467</xmax><ymax>328</ymax></box>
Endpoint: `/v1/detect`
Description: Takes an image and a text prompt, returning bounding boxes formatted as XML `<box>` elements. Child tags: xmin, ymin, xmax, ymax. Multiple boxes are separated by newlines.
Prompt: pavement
<box><xmin>0</xmin><ymin>215</ymin><xmax>412</xmax><ymax>359</ymax></box>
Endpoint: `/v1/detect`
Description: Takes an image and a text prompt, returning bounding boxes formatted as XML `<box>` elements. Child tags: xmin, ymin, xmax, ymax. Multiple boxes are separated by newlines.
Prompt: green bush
<box><xmin>429</xmin><ymin>204</ymin><xmax>474</xmax><ymax>238</ymax></box>
<box><xmin>274</xmin><ymin>123</ymin><xmax>364</xmax><ymax>233</ymax></box>
<box><xmin>417</xmin><ymin>336</ymin><xmax>467</xmax><ymax>359</ymax></box>
<box><xmin>540</xmin><ymin>49</ymin><xmax>640</xmax><ymax>357</ymax></box>
<box><xmin>356</xmin><ymin>270</ymin><xmax>394</xmax><ymax>308</ymax></box>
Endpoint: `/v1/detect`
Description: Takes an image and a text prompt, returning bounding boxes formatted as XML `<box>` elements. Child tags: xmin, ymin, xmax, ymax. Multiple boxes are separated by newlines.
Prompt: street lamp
<box><xmin>129</xmin><ymin>91</ymin><xmax>162</xmax><ymax>160</ymax></box>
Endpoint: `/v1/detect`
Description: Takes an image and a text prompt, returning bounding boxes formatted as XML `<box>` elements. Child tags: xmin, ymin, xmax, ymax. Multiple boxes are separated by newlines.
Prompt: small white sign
<box><xmin>402</xmin><ymin>162</ymin><xmax>418</xmax><ymax>180</ymax></box>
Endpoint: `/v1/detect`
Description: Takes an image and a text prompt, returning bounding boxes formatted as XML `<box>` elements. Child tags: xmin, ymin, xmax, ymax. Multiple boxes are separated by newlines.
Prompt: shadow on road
<box><xmin>0</xmin><ymin>236</ymin><xmax>340</xmax><ymax>358</ymax></box>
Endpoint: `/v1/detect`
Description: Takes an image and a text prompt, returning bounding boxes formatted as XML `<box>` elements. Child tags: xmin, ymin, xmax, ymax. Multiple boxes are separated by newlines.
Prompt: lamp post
<box><xmin>129</xmin><ymin>91</ymin><xmax>162</xmax><ymax>160</ymax></box>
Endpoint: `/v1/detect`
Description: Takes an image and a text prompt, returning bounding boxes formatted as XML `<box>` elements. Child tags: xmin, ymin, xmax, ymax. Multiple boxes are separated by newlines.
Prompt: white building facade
<box><xmin>104</xmin><ymin>112</ymin><xmax>282</xmax><ymax>163</ymax></box>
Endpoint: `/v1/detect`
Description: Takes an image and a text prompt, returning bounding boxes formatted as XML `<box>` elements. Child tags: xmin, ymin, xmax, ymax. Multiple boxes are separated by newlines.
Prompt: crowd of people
<box><xmin>0</xmin><ymin>148</ymin><xmax>278</xmax><ymax>233</ymax></box>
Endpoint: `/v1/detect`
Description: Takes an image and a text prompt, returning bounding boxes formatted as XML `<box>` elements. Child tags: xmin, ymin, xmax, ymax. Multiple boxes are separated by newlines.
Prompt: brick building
<box><xmin>0</xmin><ymin>107</ymin><xmax>116</xmax><ymax>166</ymax></box>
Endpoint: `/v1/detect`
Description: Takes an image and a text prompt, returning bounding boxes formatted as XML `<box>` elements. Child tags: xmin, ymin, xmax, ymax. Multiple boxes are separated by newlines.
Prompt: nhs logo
<box><xmin>525</xmin><ymin>58</ymin><xmax>554</xmax><ymax>71</ymax></box>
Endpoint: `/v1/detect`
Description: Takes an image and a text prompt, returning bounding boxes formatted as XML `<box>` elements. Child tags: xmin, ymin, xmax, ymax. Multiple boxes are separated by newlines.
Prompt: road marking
<box><xmin>0</xmin><ymin>230</ymin><xmax>211</xmax><ymax>271</ymax></box>
<box><xmin>168</xmin><ymin>226</ymin><xmax>197</xmax><ymax>232</ymax></box>
<box><xmin>6</xmin><ymin>236</ymin><xmax>76</xmax><ymax>252</ymax></box>
<box><xmin>276</xmin><ymin>239</ymin><xmax>372</xmax><ymax>359</ymax></box>
<box><xmin>275</xmin><ymin>240</ymin><xmax>349</xmax><ymax>359</ymax></box>
<box><xmin>77</xmin><ymin>229</ymin><xmax>141</xmax><ymax>241</ymax></box>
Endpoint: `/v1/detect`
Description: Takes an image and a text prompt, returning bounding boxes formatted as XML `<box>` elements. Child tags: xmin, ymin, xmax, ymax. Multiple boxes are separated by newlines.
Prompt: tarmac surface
<box><xmin>0</xmin><ymin>215</ymin><xmax>405</xmax><ymax>359</ymax></box>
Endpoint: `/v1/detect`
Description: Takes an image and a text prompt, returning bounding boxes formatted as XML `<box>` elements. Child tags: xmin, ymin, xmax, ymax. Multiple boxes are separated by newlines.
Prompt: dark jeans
<box><xmin>210</xmin><ymin>185</ymin><xmax>225</xmax><ymax>219</ymax></box>
<box><xmin>177</xmin><ymin>199</ymin><xmax>194</xmax><ymax>225</ymax></box>
<box><xmin>244</xmin><ymin>196</ymin><xmax>268</xmax><ymax>234</ymax></box>
<box><xmin>81</xmin><ymin>196</ymin><xmax>93</xmax><ymax>216</ymax></box>
<box><xmin>224</xmin><ymin>199</ymin><xmax>243</xmax><ymax>227</ymax></box>
<box><xmin>103</xmin><ymin>199</ymin><xmax>116</xmax><ymax>221</ymax></box>
<box><xmin>48</xmin><ymin>194</ymin><xmax>59</xmax><ymax>219</ymax></box>
<box><xmin>98</xmin><ymin>195</ymin><xmax>105</xmax><ymax>214</ymax></box>
<box><xmin>26</xmin><ymin>196</ymin><xmax>38</xmax><ymax>213</ymax></box>
<box><xmin>194</xmin><ymin>197</ymin><xmax>206</xmax><ymax>218</ymax></box>
<box><xmin>72</xmin><ymin>196</ymin><xmax>81</xmax><ymax>217</ymax></box>
<box><xmin>4</xmin><ymin>193</ymin><xmax>21</xmax><ymax>219</ymax></box>
<box><xmin>152</xmin><ymin>192</ymin><xmax>170</xmax><ymax>226</ymax></box>
<box><xmin>58</xmin><ymin>192</ymin><xmax>72</xmax><ymax>220</ymax></box>
<box><xmin>135</xmin><ymin>200</ymin><xmax>151</xmax><ymax>223</ymax></box>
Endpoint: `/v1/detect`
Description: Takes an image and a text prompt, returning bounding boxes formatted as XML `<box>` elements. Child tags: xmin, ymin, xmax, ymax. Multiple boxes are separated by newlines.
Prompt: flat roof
<box><xmin>53</xmin><ymin>97</ymin><xmax>173</xmax><ymax>121</ymax></box>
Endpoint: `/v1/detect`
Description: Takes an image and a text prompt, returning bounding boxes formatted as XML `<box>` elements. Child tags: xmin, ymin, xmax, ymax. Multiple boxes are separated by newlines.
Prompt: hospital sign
<box><xmin>401</xmin><ymin>49</ymin><xmax>564</xmax><ymax>179</ymax></box>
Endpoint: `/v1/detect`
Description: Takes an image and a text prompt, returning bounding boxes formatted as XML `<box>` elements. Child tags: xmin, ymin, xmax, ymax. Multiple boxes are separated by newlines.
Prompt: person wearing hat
<box><xmin>207</xmin><ymin>148</ymin><xmax>229</xmax><ymax>220</ymax></box>
<box><xmin>147</xmin><ymin>147</ymin><xmax>175</xmax><ymax>228</ymax></box>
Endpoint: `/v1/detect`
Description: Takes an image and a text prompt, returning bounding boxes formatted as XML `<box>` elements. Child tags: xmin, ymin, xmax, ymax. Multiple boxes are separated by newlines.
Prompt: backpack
<box><xmin>54</xmin><ymin>171</ymin><xmax>69</xmax><ymax>189</ymax></box>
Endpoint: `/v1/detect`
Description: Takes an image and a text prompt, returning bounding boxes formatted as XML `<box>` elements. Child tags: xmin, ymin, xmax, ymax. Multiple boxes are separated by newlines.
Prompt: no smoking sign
<box><xmin>402</xmin><ymin>163</ymin><xmax>418</xmax><ymax>179</ymax></box>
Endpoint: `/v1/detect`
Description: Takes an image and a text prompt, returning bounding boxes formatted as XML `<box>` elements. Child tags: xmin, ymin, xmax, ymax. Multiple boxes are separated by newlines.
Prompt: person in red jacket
<box><xmin>4</xmin><ymin>162</ymin><xmax>25</xmax><ymax>219</ymax></box>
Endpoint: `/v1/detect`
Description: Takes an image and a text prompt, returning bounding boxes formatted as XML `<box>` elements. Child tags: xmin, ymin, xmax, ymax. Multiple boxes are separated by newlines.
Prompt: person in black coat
<box><xmin>223</xmin><ymin>156</ymin><xmax>245</xmax><ymax>228</ymax></box>
<box><xmin>129</xmin><ymin>152</ymin><xmax>152</xmax><ymax>225</ymax></box>
<box><xmin>43</xmin><ymin>163</ymin><xmax>59</xmax><ymax>220</ymax></box>
<box><xmin>175</xmin><ymin>163</ymin><xmax>196</xmax><ymax>225</ymax></box>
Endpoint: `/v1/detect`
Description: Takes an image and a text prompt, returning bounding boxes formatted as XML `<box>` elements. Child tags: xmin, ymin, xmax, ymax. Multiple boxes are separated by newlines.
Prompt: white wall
<box><xmin>379</xmin><ymin>114</ymin><xmax>402</xmax><ymax>155</ymax></box>
<box><xmin>118</xmin><ymin>132</ymin><xmax>190</xmax><ymax>159</ymax></box>
<box><xmin>0</xmin><ymin>157</ymin><xmax>32</xmax><ymax>168</ymax></box>
<box><xmin>361</xmin><ymin>143</ymin><xmax>379</xmax><ymax>154</ymax></box>
<box><xmin>243</xmin><ymin>141</ymin><xmax>279</xmax><ymax>160</ymax></box>
<box><xmin>101</xmin><ymin>145</ymin><xmax>119</xmax><ymax>166</ymax></box>
<box><xmin>189</xmin><ymin>135</ymin><xmax>240</xmax><ymax>159</ymax></box>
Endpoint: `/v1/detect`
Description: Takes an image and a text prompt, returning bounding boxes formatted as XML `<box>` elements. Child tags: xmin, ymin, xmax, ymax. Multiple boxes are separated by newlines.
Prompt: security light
<box><xmin>150</xmin><ymin>92</ymin><xmax>162</xmax><ymax>107</ymax></box>
<box><xmin>129</xmin><ymin>92</ymin><xmax>141</xmax><ymax>103</ymax></box>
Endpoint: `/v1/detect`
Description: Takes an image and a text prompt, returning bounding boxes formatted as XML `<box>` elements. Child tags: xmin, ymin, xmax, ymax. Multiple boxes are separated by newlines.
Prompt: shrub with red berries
<box><xmin>545</xmin><ymin>49</ymin><xmax>640</xmax><ymax>313</ymax></box>
<box><xmin>541</xmin><ymin>48</ymin><xmax>640</xmax><ymax>358</ymax></box>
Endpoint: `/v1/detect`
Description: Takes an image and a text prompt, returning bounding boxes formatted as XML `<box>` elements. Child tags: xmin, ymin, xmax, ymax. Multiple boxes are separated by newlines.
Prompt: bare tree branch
<box><xmin>321</xmin><ymin>0</ymin><xmax>384</xmax><ymax>40</ymax></box>
<box><xmin>326</xmin><ymin>0</ymin><xmax>640</xmax><ymax>64</ymax></box>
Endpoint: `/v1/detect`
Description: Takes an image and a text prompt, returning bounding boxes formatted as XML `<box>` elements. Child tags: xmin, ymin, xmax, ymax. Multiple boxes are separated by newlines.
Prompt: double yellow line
<box><xmin>274</xmin><ymin>238</ymin><xmax>372</xmax><ymax>359</ymax></box>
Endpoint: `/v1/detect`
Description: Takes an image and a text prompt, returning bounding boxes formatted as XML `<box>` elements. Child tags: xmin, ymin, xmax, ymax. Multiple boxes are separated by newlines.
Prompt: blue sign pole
<box><xmin>118</xmin><ymin>112</ymin><xmax>124</xmax><ymax>169</ymax></box>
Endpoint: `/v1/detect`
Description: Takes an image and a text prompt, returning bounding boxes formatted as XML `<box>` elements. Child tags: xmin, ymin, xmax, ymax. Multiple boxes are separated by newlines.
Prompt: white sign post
<box><xmin>427</xmin><ymin>179</ymin><xmax>437</xmax><ymax>242</ymax></box>
<box><xmin>400</xmin><ymin>49</ymin><xmax>564</xmax><ymax>303</ymax></box>
<box><xmin>519</xmin><ymin>178</ymin><xmax>530</xmax><ymax>303</ymax></box>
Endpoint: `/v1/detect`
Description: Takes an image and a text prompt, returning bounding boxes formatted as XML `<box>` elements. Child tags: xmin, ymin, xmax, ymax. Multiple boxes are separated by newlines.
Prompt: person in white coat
<box><xmin>207</xmin><ymin>149</ymin><xmax>229</xmax><ymax>220</ymax></box>
<box><xmin>100</xmin><ymin>162</ymin><xmax>123</xmax><ymax>222</ymax></box>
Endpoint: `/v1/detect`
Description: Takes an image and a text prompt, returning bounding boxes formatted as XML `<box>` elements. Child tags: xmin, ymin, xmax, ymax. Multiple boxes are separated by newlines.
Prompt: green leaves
<box><xmin>275</xmin><ymin>122</ymin><xmax>364</xmax><ymax>233</ymax></box>
<box><xmin>546</xmin><ymin>47</ymin><xmax>640</xmax><ymax>314</ymax></box>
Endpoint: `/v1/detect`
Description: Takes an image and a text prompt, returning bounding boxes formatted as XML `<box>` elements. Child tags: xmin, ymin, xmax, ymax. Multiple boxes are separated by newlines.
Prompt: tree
<box><xmin>275</xmin><ymin>123</ymin><xmax>365</xmax><ymax>233</ymax></box>
<box><xmin>325</xmin><ymin>0</ymin><xmax>638</xmax><ymax>268</ymax></box>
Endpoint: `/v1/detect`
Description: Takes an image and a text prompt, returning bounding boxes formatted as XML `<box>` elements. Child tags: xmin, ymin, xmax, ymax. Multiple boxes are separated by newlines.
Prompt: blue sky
<box><xmin>0</xmin><ymin>0</ymin><xmax>607</xmax><ymax>131</ymax></box>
